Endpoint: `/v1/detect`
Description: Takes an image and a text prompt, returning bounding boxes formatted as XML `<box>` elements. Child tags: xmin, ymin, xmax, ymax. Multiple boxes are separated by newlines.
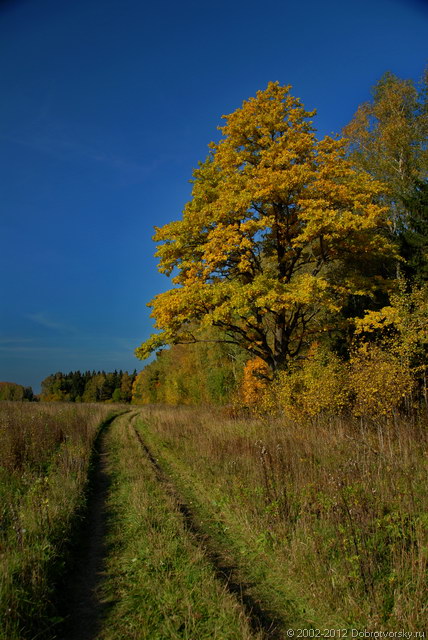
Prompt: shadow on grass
<box><xmin>133</xmin><ymin>423</ymin><xmax>287</xmax><ymax>640</ymax></box>
<box><xmin>56</xmin><ymin>413</ymin><xmax>125</xmax><ymax>640</ymax></box>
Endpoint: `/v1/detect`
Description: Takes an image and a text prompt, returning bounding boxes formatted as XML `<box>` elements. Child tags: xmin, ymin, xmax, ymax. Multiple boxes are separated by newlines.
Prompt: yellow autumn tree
<box><xmin>136</xmin><ymin>83</ymin><xmax>394</xmax><ymax>371</ymax></box>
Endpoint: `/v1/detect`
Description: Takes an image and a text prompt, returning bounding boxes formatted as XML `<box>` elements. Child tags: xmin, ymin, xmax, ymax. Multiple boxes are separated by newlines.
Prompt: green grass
<box><xmin>134</xmin><ymin>405</ymin><xmax>428</xmax><ymax>633</ymax></box>
<box><xmin>96</xmin><ymin>412</ymin><xmax>258</xmax><ymax>640</ymax></box>
<box><xmin>0</xmin><ymin>402</ymin><xmax>114</xmax><ymax>640</ymax></box>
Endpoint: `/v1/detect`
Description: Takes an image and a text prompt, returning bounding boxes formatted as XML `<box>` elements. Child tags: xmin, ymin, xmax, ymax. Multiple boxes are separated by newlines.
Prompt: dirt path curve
<box><xmin>59</xmin><ymin>415</ymin><xmax>120</xmax><ymax>640</ymax></box>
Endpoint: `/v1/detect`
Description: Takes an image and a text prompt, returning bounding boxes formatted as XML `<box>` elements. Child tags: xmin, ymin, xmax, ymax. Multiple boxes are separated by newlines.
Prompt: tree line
<box><xmin>40</xmin><ymin>370</ymin><xmax>137</xmax><ymax>403</ymax></box>
<box><xmin>0</xmin><ymin>382</ymin><xmax>34</xmax><ymax>402</ymax></box>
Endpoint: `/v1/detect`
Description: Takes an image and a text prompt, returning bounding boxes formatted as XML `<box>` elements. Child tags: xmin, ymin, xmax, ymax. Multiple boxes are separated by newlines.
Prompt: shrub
<box><xmin>349</xmin><ymin>343</ymin><xmax>414</xmax><ymax>419</ymax></box>
<box><xmin>269</xmin><ymin>345</ymin><xmax>349</xmax><ymax>420</ymax></box>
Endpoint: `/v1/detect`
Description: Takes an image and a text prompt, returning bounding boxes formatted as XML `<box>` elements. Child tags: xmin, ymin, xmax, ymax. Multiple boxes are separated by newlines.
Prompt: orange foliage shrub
<box><xmin>239</xmin><ymin>357</ymin><xmax>271</xmax><ymax>408</ymax></box>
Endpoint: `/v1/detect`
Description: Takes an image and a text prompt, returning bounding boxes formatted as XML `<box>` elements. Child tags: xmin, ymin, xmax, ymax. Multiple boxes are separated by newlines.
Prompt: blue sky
<box><xmin>1</xmin><ymin>0</ymin><xmax>427</xmax><ymax>392</ymax></box>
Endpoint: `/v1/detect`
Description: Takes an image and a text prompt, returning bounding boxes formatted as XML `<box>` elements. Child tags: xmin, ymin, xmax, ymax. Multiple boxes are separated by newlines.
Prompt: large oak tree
<box><xmin>136</xmin><ymin>83</ymin><xmax>393</xmax><ymax>371</ymax></box>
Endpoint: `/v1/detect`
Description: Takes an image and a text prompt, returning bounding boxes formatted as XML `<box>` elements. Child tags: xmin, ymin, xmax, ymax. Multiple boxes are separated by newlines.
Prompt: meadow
<box><xmin>135</xmin><ymin>405</ymin><xmax>428</xmax><ymax>633</ymax></box>
<box><xmin>0</xmin><ymin>401</ymin><xmax>114</xmax><ymax>640</ymax></box>
<box><xmin>1</xmin><ymin>401</ymin><xmax>426</xmax><ymax>639</ymax></box>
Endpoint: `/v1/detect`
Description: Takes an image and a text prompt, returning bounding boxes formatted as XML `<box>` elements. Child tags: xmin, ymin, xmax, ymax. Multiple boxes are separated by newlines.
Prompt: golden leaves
<box><xmin>136</xmin><ymin>82</ymin><xmax>395</xmax><ymax>366</ymax></box>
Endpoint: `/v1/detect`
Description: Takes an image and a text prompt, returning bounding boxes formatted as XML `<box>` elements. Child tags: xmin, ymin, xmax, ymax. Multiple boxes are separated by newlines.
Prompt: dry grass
<box><xmin>136</xmin><ymin>405</ymin><xmax>428</xmax><ymax>632</ymax></box>
<box><xmin>2</xmin><ymin>400</ymin><xmax>426</xmax><ymax>636</ymax></box>
<box><xmin>0</xmin><ymin>401</ymin><xmax>113</xmax><ymax>640</ymax></box>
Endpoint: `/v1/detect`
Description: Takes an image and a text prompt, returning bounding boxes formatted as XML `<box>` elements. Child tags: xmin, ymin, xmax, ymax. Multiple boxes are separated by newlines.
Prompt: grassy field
<box><xmin>134</xmin><ymin>406</ymin><xmax>428</xmax><ymax>633</ymax></box>
<box><xmin>0</xmin><ymin>402</ymin><xmax>114</xmax><ymax>640</ymax></box>
<box><xmin>1</xmin><ymin>402</ymin><xmax>426</xmax><ymax>639</ymax></box>
<box><xmin>95</xmin><ymin>411</ymin><xmax>258</xmax><ymax>640</ymax></box>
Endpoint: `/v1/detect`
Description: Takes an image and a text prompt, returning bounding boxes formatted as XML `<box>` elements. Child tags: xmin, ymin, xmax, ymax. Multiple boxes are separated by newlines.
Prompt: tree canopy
<box><xmin>136</xmin><ymin>82</ymin><xmax>394</xmax><ymax>371</ymax></box>
<box><xmin>343</xmin><ymin>71</ymin><xmax>427</xmax><ymax>221</ymax></box>
<box><xmin>343</xmin><ymin>70</ymin><xmax>428</xmax><ymax>281</ymax></box>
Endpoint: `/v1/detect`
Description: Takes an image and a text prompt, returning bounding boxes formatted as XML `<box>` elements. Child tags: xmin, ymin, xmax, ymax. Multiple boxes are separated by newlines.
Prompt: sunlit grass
<box><xmin>136</xmin><ymin>405</ymin><xmax>428</xmax><ymax>632</ymax></box>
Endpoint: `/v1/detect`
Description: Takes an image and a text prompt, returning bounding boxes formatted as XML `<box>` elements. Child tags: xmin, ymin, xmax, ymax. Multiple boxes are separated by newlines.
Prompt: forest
<box><xmin>39</xmin><ymin>369</ymin><xmax>138</xmax><ymax>403</ymax></box>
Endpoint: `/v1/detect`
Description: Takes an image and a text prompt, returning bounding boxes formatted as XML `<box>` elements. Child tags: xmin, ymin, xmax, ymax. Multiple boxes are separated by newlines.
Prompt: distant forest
<box><xmin>0</xmin><ymin>382</ymin><xmax>34</xmax><ymax>402</ymax></box>
<box><xmin>39</xmin><ymin>370</ymin><xmax>138</xmax><ymax>403</ymax></box>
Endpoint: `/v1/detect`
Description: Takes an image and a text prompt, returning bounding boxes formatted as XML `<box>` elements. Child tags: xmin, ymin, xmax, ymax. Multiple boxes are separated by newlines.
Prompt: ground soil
<box><xmin>56</xmin><ymin>413</ymin><xmax>283</xmax><ymax>639</ymax></box>
<box><xmin>59</xmin><ymin>429</ymin><xmax>112</xmax><ymax>640</ymax></box>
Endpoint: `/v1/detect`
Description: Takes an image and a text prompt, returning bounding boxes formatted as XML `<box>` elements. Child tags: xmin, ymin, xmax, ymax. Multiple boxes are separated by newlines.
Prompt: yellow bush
<box><xmin>349</xmin><ymin>343</ymin><xmax>414</xmax><ymax>419</ymax></box>
<box><xmin>239</xmin><ymin>357</ymin><xmax>272</xmax><ymax>408</ymax></box>
<box><xmin>270</xmin><ymin>345</ymin><xmax>349</xmax><ymax>420</ymax></box>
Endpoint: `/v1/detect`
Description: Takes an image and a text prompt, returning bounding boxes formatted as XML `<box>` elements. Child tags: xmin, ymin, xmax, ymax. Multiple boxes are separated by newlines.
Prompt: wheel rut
<box><xmin>56</xmin><ymin>411</ymin><xmax>287</xmax><ymax>639</ymax></box>
<box><xmin>58</xmin><ymin>414</ymin><xmax>121</xmax><ymax>640</ymax></box>
<box><xmin>131</xmin><ymin>416</ymin><xmax>287</xmax><ymax>640</ymax></box>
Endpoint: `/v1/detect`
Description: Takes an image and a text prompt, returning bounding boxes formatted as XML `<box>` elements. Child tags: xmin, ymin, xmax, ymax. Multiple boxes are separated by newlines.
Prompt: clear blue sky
<box><xmin>1</xmin><ymin>0</ymin><xmax>427</xmax><ymax>392</ymax></box>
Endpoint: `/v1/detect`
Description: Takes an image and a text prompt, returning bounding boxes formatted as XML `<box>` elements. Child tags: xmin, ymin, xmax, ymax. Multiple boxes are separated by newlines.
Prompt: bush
<box><xmin>349</xmin><ymin>343</ymin><xmax>414</xmax><ymax>419</ymax></box>
<box><xmin>268</xmin><ymin>345</ymin><xmax>349</xmax><ymax>420</ymax></box>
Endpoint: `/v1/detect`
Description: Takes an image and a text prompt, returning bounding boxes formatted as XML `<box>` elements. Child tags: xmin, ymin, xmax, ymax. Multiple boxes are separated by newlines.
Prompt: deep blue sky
<box><xmin>1</xmin><ymin>0</ymin><xmax>427</xmax><ymax>392</ymax></box>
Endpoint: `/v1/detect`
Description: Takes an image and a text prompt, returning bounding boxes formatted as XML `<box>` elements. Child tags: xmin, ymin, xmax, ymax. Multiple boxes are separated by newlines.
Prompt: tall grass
<box><xmin>137</xmin><ymin>406</ymin><xmax>428</xmax><ymax>632</ymax></box>
<box><xmin>0</xmin><ymin>401</ymin><xmax>113</xmax><ymax>640</ymax></box>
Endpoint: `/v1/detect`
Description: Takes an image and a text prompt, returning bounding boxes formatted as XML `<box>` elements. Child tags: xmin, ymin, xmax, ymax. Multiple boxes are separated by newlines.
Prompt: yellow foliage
<box><xmin>354</xmin><ymin>282</ymin><xmax>428</xmax><ymax>373</ymax></box>
<box><xmin>269</xmin><ymin>345</ymin><xmax>349</xmax><ymax>420</ymax></box>
<box><xmin>131</xmin><ymin>371</ymin><xmax>151</xmax><ymax>405</ymax></box>
<box><xmin>136</xmin><ymin>82</ymin><xmax>394</xmax><ymax>368</ymax></box>
<box><xmin>349</xmin><ymin>343</ymin><xmax>414</xmax><ymax>419</ymax></box>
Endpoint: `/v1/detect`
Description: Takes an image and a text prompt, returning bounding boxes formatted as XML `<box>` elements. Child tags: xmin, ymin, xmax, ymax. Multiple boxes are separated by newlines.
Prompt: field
<box><xmin>1</xmin><ymin>402</ymin><xmax>427</xmax><ymax>639</ymax></box>
<box><xmin>0</xmin><ymin>402</ymin><xmax>115</xmax><ymax>640</ymax></box>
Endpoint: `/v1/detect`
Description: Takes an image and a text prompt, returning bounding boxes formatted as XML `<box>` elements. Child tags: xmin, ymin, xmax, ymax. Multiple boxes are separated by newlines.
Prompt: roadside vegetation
<box><xmin>96</xmin><ymin>412</ymin><xmax>258</xmax><ymax>640</ymax></box>
<box><xmin>135</xmin><ymin>405</ymin><xmax>428</xmax><ymax>632</ymax></box>
<box><xmin>0</xmin><ymin>402</ymin><xmax>113</xmax><ymax>640</ymax></box>
<box><xmin>1</xmin><ymin>404</ymin><xmax>426</xmax><ymax>637</ymax></box>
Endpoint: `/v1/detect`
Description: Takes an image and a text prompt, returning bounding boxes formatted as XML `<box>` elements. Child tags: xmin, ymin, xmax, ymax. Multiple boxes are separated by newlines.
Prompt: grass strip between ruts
<box><xmin>96</xmin><ymin>412</ymin><xmax>258</xmax><ymax>640</ymax></box>
<box><xmin>134</xmin><ymin>417</ymin><xmax>318</xmax><ymax>634</ymax></box>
